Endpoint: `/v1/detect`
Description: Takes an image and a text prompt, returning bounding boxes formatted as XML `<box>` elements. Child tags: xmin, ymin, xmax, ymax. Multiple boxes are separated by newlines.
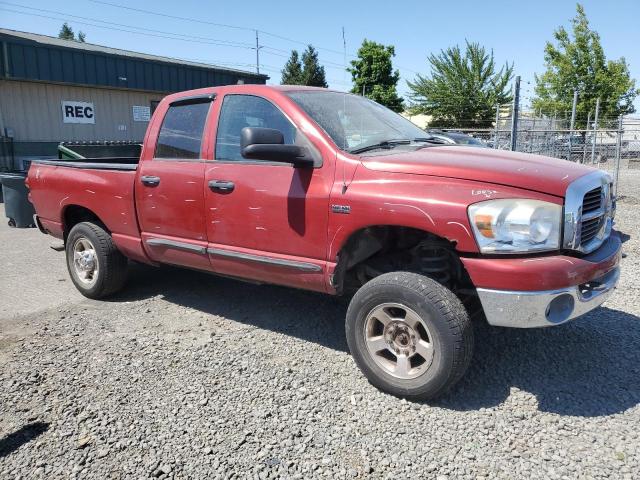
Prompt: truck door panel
<box><xmin>204</xmin><ymin>94</ymin><xmax>331</xmax><ymax>290</ymax></box>
<box><xmin>135</xmin><ymin>99</ymin><xmax>212</xmax><ymax>270</ymax></box>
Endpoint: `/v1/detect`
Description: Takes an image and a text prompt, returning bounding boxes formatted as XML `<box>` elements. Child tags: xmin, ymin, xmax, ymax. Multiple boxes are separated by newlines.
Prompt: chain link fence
<box><xmin>436</xmin><ymin>115</ymin><xmax>640</xmax><ymax>203</ymax></box>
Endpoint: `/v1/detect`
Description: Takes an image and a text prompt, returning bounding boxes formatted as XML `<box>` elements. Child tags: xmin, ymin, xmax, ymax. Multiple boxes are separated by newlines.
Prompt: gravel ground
<box><xmin>1</xmin><ymin>192</ymin><xmax>639</xmax><ymax>479</ymax></box>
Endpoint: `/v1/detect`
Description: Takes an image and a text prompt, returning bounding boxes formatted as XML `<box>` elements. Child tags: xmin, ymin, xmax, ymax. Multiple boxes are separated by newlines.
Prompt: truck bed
<box><xmin>27</xmin><ymin>159</ymin><xmax>141</xmax><ymax>255</ymax></box>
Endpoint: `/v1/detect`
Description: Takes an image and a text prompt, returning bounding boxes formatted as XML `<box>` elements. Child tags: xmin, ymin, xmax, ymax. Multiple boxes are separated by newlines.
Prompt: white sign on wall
<box><xmin>132</xmin><ymin>105</ymin><xmax>151</xmax><ymax>122</ymax></box>
<box><xmin>61</xmin><ymin>101</ymin><xmax>95</xmax><ymax>124</ymax></box>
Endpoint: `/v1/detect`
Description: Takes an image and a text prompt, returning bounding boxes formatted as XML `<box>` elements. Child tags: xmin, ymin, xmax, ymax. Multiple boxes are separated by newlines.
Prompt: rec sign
<box><xmin>61</xmin><ymin>101</ymin><xmax>95</xmax><ymax>124</ymax></box>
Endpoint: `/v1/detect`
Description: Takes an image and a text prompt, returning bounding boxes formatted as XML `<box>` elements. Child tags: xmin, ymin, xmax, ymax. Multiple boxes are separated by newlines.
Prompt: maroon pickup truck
<box><xmin>26</xmin><ymin>85</ymin><xmax>621</xmax><ymax>399</ymax></box>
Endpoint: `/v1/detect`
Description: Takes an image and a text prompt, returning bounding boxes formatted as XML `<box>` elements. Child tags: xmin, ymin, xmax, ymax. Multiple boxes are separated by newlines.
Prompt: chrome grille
<box><xmin>582</xmin><ymin>187</ymin><xmax>602</xmax><ymax>214</ymax></box>
<box><xmin>580</xmin><ymin>187</ymin><xmax>604</xmax><ymax>246</ymax></box>
<box><xmin>563</xmin><ymin>172</ymin><xmax>613</xmax><ymax>254</ymax></box>
<box><xmin>580</xmin><ymin>216</ymin><xmax>602</xmax><ymax>245</ymax></box>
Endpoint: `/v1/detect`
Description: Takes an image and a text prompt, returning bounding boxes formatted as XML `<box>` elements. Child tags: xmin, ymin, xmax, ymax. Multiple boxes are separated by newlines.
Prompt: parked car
<box><xmin>26</xmin><ymin>86</ymin><xmax>621</xmax><ymax>400</ymax></box>
<box><xmin>426</xmin><ymin>129</ymin><xmax>488</xmax><ymax>147</ymax></box>
<box><xmin>554</xmin><ymin>134</ymin><xmax>626</xmax><ymax>162</ymax></box>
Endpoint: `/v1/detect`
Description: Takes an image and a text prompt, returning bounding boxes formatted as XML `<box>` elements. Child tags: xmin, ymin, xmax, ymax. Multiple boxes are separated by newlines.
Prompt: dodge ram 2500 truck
<box><xmin>26</xmin><ymin>85</ymin><xmax>622</xmax><ymax>399</ymax></box>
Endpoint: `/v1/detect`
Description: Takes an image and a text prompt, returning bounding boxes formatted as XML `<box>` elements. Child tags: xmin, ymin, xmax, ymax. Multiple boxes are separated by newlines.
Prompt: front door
<box><xmin>204</xmin><ymin>93</ymin><xmax>332</xmax><ymax>291</ymax></box>
<box><xmin>135</xmin><ymin>98</ymin><xmax>212</xmax><ymax>271</ymax></box>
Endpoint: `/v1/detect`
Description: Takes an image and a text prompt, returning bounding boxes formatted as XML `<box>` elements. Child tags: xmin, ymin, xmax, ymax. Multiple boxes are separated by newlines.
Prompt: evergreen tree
<box><xmin>349</xmin><ymin>40</ymin><xmax>404</xmax><ymax>112</ymax></box>
<box><xmin>281</xmin><ymin>46</ymin><xmax>327</xmax><ymax>87</ymax></box>
<box><xmin>281</xmin><ymin>50</ymin><xmax>304</xmax><ymax>85</ymax></box>
<box><xmin>301</xmin><ymin>45</ymin><xmax>328</xmax><ymax>88</ymax></box>
<box><xmin>58</xmin><ymin>23</ymin><xmax>87</xmax><ymax>42</ymax></box>
<box><xmin>58</xmin><ymin>23</ymin><xmax>75</xmax><ymax>41</ymax></box>
<box><xmin>533</xmin><ymin>3</ymin><xmax>638</xmax><ymax>125</ymax></box>
<box><xmin>407</xmin><ymin>41</ymin><xmax>513</xmax><ymax>128</ymax></box>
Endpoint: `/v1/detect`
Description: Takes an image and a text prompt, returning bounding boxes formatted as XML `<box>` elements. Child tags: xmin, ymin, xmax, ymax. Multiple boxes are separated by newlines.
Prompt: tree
<box><xmin>349</xmin><ymin>40</ymin><xmax>404</xmax><ymax>112</ymax></box>
<box><xmin>281</xmin><ymin>50</ymin><xmax>304</xmax><ymax>85</ymax></box>
<box><xmin>301</xmin><ymin>46</ymin><xmax>328</xmax><ymax>87</ymax></box>
<box><xmin>532</xmin><ymin>4</ymin><xmax>638</xmax><ymax>126</ymax></box>
<box><xmin>281</xmin><ymin>46</ymin><xmax>327</xmax><ymax>87</ymax></box>
<box><xmin>407</xmin><ymin>42</ymin><xmax>513</xmax><ymax>128</ymax></box>
<box><xmin>58</xmin><ymin>23</ymin><xmax>87</xmax><ymax>42</ymax></box>
<box><xmin>58</xmin><ymin>23</ymin><xmax>75</xmax><ymax>41</ymax></box>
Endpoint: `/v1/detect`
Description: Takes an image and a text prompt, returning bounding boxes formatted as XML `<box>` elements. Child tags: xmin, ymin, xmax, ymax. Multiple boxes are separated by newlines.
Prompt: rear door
<box><xmin>135</xmin><ymin>96</ymin><xmax>213</xmax><ymax>271</ymax></box>
<box><xmin>203</xmin><ymin>93</ymin><xmax>332</xmax><ymax>291</ymax></box>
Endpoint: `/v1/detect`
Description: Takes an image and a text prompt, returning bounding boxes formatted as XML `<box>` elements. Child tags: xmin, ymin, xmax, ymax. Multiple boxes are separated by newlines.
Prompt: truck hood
<box><xmin>360</xmin><ymin>146</ymin><xmax>598</xmax><ymax>197</ymax></box>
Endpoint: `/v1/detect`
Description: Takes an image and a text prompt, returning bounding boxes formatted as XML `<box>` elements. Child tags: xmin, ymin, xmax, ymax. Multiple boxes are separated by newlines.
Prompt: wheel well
<box><xmin>333</xmin><ymin>226</ymin><xmax>477</xmax><ymax>306</ymax></box>
<box><xmin>63</xmin><ymin>205</ymin><xmax>105</xmax><ymax>240</ymax></box>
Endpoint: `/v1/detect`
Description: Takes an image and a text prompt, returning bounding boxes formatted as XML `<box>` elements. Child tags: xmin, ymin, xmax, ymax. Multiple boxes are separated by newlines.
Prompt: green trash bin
<box><xmin>0</xmin><ymin>172</ymin><xmax>36</xmax><ymax>228</ymax></box>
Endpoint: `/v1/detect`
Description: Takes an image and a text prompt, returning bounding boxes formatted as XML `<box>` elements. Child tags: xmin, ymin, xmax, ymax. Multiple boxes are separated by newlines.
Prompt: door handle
<box><xmin>141</xmin><ymin>175</ymin><xmax>161</xmax><ymax>187</ymax></box>
<box><xmin>208</xmin><ymin>180</ymin><xmax>235</xmax><ymax>193</ymax></box>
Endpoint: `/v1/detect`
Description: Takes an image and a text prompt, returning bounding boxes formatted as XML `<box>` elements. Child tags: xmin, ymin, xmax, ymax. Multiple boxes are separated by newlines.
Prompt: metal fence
<box><xmin>436</xmin><ymin>116</ymin><xmax>640</xmax><ymax>202</ymax></box>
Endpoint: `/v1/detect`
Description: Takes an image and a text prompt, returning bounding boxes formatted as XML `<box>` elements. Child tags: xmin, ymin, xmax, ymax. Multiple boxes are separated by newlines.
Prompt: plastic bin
<box><xmin>0</xmin><ymin>172</ymin><xmax>36</xmax><ymax>228</ymax></box>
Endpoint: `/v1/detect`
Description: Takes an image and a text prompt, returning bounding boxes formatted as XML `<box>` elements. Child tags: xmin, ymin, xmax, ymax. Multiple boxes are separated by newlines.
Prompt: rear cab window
<box><xmin>155</xmin><ymin>101</ymin><xmax>211</xmax><ymax>160</ymax></box>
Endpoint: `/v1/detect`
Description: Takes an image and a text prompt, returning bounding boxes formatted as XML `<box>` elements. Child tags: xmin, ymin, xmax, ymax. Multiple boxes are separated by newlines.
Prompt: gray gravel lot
<box><xmin>1</xmin><ymin>189</ymin><xmax>639</xmax><ymax>479</ymax></box>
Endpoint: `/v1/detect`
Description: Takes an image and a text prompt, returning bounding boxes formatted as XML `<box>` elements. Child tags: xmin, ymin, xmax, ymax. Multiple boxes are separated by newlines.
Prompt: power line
<box><xmin>87</xmin><ymin>0</ymin><xmax>351</xmax><ymax>57</ymax></box>
<box><xmin>0</xmin><ymin>2</ymin><xmax>255</xmax><ymax>49</ymax></box>
<box><xmin>3</xmin><ymin>0</ymin><xmax>419</xmax><ymax>87</ymax></box>
<box><xmin>0</xmin><ymin>7</ymin><xmax>260</xmax><ymax>53</ymax></box>
<box><xmin>86</xmin><ymin>0</ymin><xmax>420</xmax><ymax>76</ymax></box>
<box><xmin>2</xmin><ymin>1</ymin><xmax>354</xmax><ymax>76</ymax></box>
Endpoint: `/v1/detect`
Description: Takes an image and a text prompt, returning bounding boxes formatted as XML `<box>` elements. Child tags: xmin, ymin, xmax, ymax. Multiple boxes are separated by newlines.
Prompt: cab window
<box><xmin>155</xmin><ymin>101</ymin><xmax>210</xmax><ymax>159</ymax></box>
<box><xmin>215</xmin><ymin>95</ymin><xmax>296</xmax><ymax>161</ymax></box>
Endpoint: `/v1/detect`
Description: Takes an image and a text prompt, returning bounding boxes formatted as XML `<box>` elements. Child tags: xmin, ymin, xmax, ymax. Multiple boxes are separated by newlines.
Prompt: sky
<box><xmin>1</xmin><ymin>0</ymin><xmax>639</xmax><ymax>110</ymax></box>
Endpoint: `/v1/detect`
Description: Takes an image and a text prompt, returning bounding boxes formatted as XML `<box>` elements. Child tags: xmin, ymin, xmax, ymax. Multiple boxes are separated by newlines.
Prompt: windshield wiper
<box><xmin>349</xmin><ymin>139</ymin><xmax>411</xmax><ymax>154</ymax></box>
<box><xmin>413</xmin><ymin>136</ymin><xmax>448</xmax><ymax>145</ymax></box>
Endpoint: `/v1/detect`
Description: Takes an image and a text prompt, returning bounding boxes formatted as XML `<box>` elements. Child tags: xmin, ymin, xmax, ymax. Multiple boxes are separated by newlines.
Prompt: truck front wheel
<box><xmin>65</xmin><ymin>222</ymin><xmax>128</xmax><ymax>299</ymax></box>
<box><xmin>346</xmin><ymin>272</ymin><xmax>474</xmax><ymax>400</ymax></box>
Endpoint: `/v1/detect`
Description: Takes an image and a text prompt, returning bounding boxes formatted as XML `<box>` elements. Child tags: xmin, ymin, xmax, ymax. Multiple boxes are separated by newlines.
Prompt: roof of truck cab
<box><xmin>162</xmin><ymin>85</ymin><xmax>346</xmax><ymax>103</ymax></box>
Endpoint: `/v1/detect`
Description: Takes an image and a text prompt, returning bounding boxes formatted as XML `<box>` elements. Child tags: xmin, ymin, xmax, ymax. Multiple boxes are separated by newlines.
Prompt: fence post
<box><xmin>568</xmin><ymin>90</ymin><xmax>578</xmax><ymax>161</ymax></box>
<box><xmin>613</xmin><ymin>115</ymin><xmax>623</xmax><ymax>197</ymax></box>
<box><xmin>494</xmin><ymin>104</ymin><xmax>500</xmax><ymax>149</ymax></box>
<box><xmin>581</xmin><ymin>112</ymin><xmax>591</xmax><ymax>164</ymax></box>
<box><xmin>590</xmin><ymin>98</ymin><xmax>600</xmax><ymax>164</ymax></box>
<box><xmin>510</xmin><ymin>76</ymin><xmax>521</xmax><ymax>151</ymax></box>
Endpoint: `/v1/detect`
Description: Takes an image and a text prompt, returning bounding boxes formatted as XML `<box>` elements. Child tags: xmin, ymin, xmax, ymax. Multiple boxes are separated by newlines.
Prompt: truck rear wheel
<box><xmin>66</xmin><ymin>222</ymin><xmax>128</xmax><ymax>299</ymax></box>
<box><xmin>346</xmin><ymin>272</ymin><xmax>473</xmax><ymax>400</ymax></box>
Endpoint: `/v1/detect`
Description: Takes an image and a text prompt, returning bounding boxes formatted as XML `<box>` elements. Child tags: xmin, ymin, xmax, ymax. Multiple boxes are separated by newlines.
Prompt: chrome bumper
<box><xmin>477</xmin><ymin>267</ymin><xmax>620</xmax><ymax>328</ymax></box>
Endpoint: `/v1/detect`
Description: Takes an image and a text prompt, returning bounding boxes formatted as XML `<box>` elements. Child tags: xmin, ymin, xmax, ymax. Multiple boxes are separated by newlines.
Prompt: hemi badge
<box><xmin>331</xmin><ymin>204</ymin><xmax>351</xmax><ymax>214</ymax></box>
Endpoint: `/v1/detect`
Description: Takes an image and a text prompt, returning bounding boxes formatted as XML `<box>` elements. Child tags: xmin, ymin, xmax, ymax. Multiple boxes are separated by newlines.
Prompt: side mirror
<box><xmin>240</xmin><ymin>127</ymin><xmax>314</xmax><ymax>167</ymax></box>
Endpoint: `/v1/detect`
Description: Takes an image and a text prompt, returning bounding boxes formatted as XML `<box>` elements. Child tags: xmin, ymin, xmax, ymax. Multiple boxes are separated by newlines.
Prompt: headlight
<box><xmin>468</xmin><ymin>199</ymin><xmax>561</xmax><ymax>253</ymax></box>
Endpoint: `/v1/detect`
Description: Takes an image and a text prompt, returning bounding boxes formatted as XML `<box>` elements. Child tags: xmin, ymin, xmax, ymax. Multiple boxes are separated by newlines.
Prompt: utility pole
<box><xmin>255</xmin><ymin>30</ymin><xmax>261</xmax><ymax>74</ymax></box>
<box><xmin>510</xmin><ymin>76</ymin><xmax>521</xmax><ymax>151</ymax></box>
<box><xmin>568</xmin><ymin>90</ymin><xmax>578</xmax><ymax>161</ymax></box>
<box><xmin>590</xmin><ymin>98</ymin><xmax>600</xmax><ymax>164</ymax></box>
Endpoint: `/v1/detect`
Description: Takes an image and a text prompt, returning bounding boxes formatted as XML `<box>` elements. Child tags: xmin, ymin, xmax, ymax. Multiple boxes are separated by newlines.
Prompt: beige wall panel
<box><xmin>0</xmin><ymin>80</ymin><xmax>164</xmax><ymax>142</ymax></box>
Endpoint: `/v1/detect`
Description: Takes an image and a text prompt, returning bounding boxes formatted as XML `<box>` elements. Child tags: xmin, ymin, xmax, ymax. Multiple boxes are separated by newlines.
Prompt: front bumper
<box><xmin>477</xmin><ymin>266</ymin><xmax>620</xmax><ymax>327</ymax></box>
<box><xmin>468</xmin><ymin>232</ymin><xmax>622</xmax><ymax>328</ymax></box>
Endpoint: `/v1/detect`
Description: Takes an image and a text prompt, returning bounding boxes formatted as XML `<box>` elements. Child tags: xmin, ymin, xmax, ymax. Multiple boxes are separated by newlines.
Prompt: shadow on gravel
<box><xmin>437</xmin><ymin>307</ymin><xmax>640</xmax><ymax>417</ymax></box>
<box><xmin>0</xmin><ymin>422</ymin><xmax>49</xmax><ymax>458</ymax></box>
<box><xmin>113</xmin><ymin>264</ymin><xmax>639</xmax><ymax>417</ymax></box>
<box><xmin>110</xmin><ymin>263</ymin><xmax>350</xmax><ymax>352</ymax></box>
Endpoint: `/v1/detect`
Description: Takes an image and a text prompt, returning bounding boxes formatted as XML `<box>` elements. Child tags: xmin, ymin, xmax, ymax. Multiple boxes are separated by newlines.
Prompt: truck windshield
<box><xmin>286</xmin><ymin>91</ymin><xmax>430</xmax><ymax>153</ymax></box>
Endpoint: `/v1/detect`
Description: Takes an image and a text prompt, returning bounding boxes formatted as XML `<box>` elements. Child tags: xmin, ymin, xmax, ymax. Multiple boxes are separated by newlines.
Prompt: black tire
<box><xmin>65</xmin><ymin>222</ymin><xmax>128</xmax><ymax>299</ymax></box>
<box><xmin>346</xmin><ymin>272</ymin><xmax>473</xmax><ymax>400</ymax></box>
